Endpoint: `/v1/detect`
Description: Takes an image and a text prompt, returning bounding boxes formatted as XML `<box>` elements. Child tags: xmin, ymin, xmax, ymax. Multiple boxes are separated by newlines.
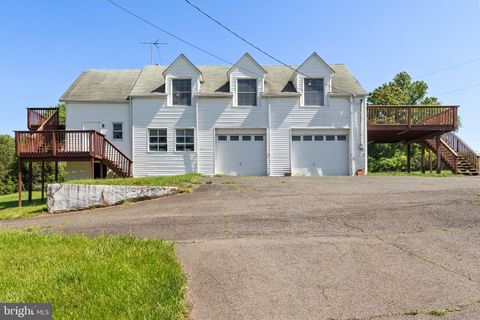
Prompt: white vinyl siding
<box><xmin>65</xmin><ymin>102</ymin><xmax>131</xmax><ymax>158</ymax></box>
<box><xmin>132</xmin><ymin>98</ymin><xmax>197</xmax><ymax>176</ymax></box>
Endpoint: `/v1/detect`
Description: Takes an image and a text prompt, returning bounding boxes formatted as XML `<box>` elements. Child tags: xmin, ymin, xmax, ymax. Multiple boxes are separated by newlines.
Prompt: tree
<box><xmin>368</xmin><ymin>72</ymin><xmax>439</xmax><ymax>172</ymax></box>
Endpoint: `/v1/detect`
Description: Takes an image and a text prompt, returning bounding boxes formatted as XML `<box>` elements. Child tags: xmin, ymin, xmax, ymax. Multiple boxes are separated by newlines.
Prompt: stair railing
<box><xmin>442</xmin><ymin>132</ymin><xmax>479</xmax><ymax>172</ymax></box>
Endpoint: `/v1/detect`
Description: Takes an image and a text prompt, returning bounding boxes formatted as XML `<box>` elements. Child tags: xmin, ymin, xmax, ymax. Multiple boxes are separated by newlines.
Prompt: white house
<box><xmin>60</xmin><ymin>52</ymin><xmax>367</xmax><ymax>178</ymax></box>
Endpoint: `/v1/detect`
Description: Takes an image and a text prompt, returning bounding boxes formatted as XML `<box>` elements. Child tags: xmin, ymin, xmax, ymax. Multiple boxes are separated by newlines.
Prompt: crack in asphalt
<box><xmin>375</xmin><ymin>235</ymin><xmax>478</xmax><ymax>284</ymax></box>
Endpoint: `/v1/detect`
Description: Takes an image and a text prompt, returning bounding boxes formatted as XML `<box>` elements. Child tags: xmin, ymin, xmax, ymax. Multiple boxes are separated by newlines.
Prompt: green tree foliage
<box><xmin>0</xmin><ymin>135</ymin><xmax>17</xmax><ymax>195</ymax></box>
<box><xmin>368</xmin><ymin>72</ymin><xmax>439</xmax><ymax>172</ymax></box>
<box><xmin>368</xmin><ymin>72</ymin><xmax>439</xmax><ymax>105</ymax></box>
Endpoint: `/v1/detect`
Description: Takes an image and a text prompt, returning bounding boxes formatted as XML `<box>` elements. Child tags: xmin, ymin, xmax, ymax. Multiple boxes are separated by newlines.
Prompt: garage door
<box><xmin>291</xmin><ymin>130</ymin><xmax>349</xmax><ymax>176</ymax></box>
<box><xmin>215</xmin><ymin>132</ymin><xmax>267</xmax><ymax>176</ymax></box>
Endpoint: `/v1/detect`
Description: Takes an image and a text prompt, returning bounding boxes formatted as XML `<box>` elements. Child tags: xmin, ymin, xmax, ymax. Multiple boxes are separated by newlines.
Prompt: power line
<box><xmin>434</xmin><ymin>83</ymin><xmax>480</xmax><ymax>97</ymax></box>
<box><xmin>182</xmin><ymin>0</ymin><xmax>296</xmax><ymax>72</ymax></box>
<box><xmin>106</xmin><ymin>0</ymin><xmax>352</xmax><ymax>94</ymax></box>
<box><xmin>416</xmin><ymin>57</ymin><xmax>480</xmax><ymax>78</ymax></box>
<box><xmin>106</xmin><ymin>0</ymin><xmax>234</xmax><ymax>66</ymax></box>
<box><xmin>181</xmin><ymin>0</ymin><xmax>352</xmax><ymax>94</ymax></box>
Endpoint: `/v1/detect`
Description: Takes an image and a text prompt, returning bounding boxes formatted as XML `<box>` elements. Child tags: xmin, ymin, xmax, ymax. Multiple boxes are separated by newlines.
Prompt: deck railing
<box><xmin>15</xmin><ymin>130</ymin><xmax>132</xmax><ymax>176</ymax></box>
<box><xmin>368</xmin><ymin>105</ymin><xmax>458</xmax><ymax>129</ymax></box>
<box><xmin>442</xmin><ymin>132</ymin><xmax>479</xmax><ymax>171</ymax></box>
<box><xmin>27</xmin><ymin>108</ymin><xmax>61</xmax><ymax>130</ymax></box>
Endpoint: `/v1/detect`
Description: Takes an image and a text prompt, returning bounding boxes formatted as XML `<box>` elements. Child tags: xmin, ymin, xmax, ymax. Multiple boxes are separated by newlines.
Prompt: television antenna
<box><xmin>140</xmin><ymin>39</ymin><xmax>167</xmax><ymax>65</ymax></box>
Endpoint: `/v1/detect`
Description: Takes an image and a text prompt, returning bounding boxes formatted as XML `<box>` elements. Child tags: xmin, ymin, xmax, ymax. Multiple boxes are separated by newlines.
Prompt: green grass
<box><xmin>368</xmin><ymin>171</ymin><xmax>454</xmax><ymax>177</ymax></box>
<box><xmin>429</xmin><ymin>309</ymin><xmax>447</xmax><ymax>316</ymax></box>
<box><xmin>69</xmin><ymin>173</ymin><xmax>202</xmax><ymax>192</ymax></box>
<box><xmin>0</xmin><ymin>231</ymin><xmax>186</xmax><ymax>320</ymax></box>
<box><xmin>0</xmin><ymin>191</ymin><xmax>47</xmax><ymax>220</ymax></box>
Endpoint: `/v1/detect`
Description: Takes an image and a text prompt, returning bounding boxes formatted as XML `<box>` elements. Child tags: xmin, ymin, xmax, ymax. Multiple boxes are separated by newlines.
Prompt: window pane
<box><xmin>242</xmin><ymin>135</ymin><xmax>252</xmax><ymax>141</ymax></box>
<box><xmin>326</xmin><ymin>135</ymin><xmax>335</xmax><ymax>141</ymax></box>
<box><xmin>176</xmin><ymin>144</ymin><xmax>185</xmax><ymax>151</ymax></box>
<box><xmin>238</xmin><ymin>92</ymin><xmax>257</xmax><ymax>106</ymax></box>
<box><xmin>176</xmin><ymin>137</ymin><xmax>185</xmax><ymax>143</ymax></box>
<box><xmin>186</xmin><ymin>129</ymin><xmax>194</xmax><ymax>136</ymax></box>
<box><xmin>185</xmin><ymin>144</ymin><xmax>195</xmax><ymax>151</ymax></box>
<box><xmin>149</xmin><ymin>129</ymin><xmax>158</xmax><ymax>136</ymax></box>
<box><xmin>150</xmin><ymin>144</ymin><xmax>158</xmax><ymax>151</ymax></box>
<box><xmin>292</xmin><ymin>135</ymin><xmax>301</xmax><ymax>141</ymax></box>
<box><xmin>113</xmin><ymin>132</ymin><xmax>123</xmax><ymax>139</ymax></box>
<box><xmin>113</xmin><ymin>123</ymin><xmax>122</xmax><ymax>130</ymax></box>
<box><xmin>159</xmin><ymin>144</ymin><xmax>167</xmax><ymax>151</ymax></box>
<box><xmin>254</xmin><ymin>135</ymin><xmax>264</xmax><ymax>141</ymax></box>
<box><xmin>314</xmin><ymin>135</ymin><xmax>324</xmax><ymax>141</ymax></box>
<box><xmin>185</xmin><ymin>137</ymin><xmax>194</xmax><ymax>143</ymax></box>
<box><xmin>230</xmin><ymin>135</ymin><xmax>239</xmax><ymax>141</ymax></box>
<box><xmin>304</xmin><ymin>78</ymin><xmax>324</xmax><ymax>106</ymax></box>
<box><xmin>337</xmin><ymin>135</ymin><xmax>347</xmax><ymax>141</ymax></box>
<box><xmin>238</xmin><ymin>79</ymin><xmax>257</xmax><ymax>106</ymax></box>
<box><xmin>218</xmin><ymin>135</ymin><xmax>227</xmax><ymax>141</ymax></box>
<box><xmin>150</xmin><ymin>137</ymin><xmax>158</xmax><ymax>143</ymax></box>
<box><xmin>238</xmin><ymin>79</ymin><xmax>257</xmax><ymax>92</ymax></box>
<box><xmin>172</xmin><ymin>79</ymin><xmax>192</xmax><ymax>106</ymax></box>
<box><xmin>159</xmin><ymin>137</ymin><xmax>167</xmax><ymax>143</ymax></box>
<box><xmin>159</xmin><ymin>129</ymin><xmax>167</xmax><ymax>136</ymax></box>
<box><xmin>303</xmin><ymin>135</ymin><xmax>312</xmax><ymax>141</ymax></box>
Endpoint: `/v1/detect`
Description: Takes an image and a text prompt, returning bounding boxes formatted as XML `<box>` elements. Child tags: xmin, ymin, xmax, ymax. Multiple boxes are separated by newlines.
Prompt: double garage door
<box><xmin>215</xmin><ymin>130</ymin><xmax>267</xmax><ymax>176</ymax></box>
<box><xmin>214</xmin><ymin>129</ymin><xmax>349</xmax><ymax>176</ymax></box>
<box><xmin>291</xmin><ymin>130</ymin><xmax>349</xmax><ymax>176</ymax></box>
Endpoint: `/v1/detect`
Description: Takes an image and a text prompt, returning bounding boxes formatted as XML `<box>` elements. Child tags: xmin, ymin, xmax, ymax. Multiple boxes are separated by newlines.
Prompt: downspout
<box><xmin>268</xmin><ymin>96</ymin><xmax>272</xmax><ymax>176</ymax></box>
<box><xmin>195</xmin><ymin>99</ymin><xmax>199</xmax><ymax>174</ymax></box>
<box><xmin>129</xmin><ymin>97</ymin><xmax>134</xmax><ymax>177</ymax></box>
<box><xmin>350</xmin><ymin>94</ymin><xmax>355</xmax><ymax>175</ymax></box>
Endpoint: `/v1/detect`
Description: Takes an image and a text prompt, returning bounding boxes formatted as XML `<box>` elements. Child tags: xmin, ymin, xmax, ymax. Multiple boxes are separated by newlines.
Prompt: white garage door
<box><xmin>215</xmin><ymin>132</ymin><xmax>267</xmax><ymax>176</ymax></box>
<box><xmin>291</xmin><ymin>130</ymin><xmax>349</xmax><ymax>176</ymax></box>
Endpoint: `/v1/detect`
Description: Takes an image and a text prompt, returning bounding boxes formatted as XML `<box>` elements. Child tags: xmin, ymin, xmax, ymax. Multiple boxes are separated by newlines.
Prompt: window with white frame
<box><xmin>175</xmin><ymin>129</ymin><xmax>195</xmax><ymax>151</ymax></box>
<box><xmin>112</xmin><ymin>122</ymin><xmax>123</xmax><ymax>140</ymax></box>
<box><xmin>237</xmin><ymin>79</ymin><xmax>257</xmax><ymax>106</ymax></box>
<box><xmin>148</xmin><ymin>129</ymin><xmax>167</xmax><ymax>152</ymax></box>
<box><xmin>172</xmin><ymin>79</ymin><xmax>192</xmax><ymax>106</ymax></box>
<box><xmin>304</xmin><ymin>78</ymin><xmax>324</xmax><ymax>106</ymax></box>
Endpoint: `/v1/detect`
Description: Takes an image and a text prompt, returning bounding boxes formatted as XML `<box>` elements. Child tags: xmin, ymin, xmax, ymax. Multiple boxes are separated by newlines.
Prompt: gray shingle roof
<box><xmin>60</xmin><ymin>69</ymin><xmax>141</xmax><ymax>102</ymax></box>
<box><xmin>60</xmin><ymin>64</ymin><xmax>366</xmax><ymax>102</ymax></box>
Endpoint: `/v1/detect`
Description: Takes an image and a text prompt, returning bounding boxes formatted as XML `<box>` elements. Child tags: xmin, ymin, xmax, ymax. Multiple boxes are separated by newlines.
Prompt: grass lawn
<box><xmin>0</xmin><ymin>174</ymin><xmax>201</xmax><ymax>220</ymax></box>
<box><xmin>368</xmin><ymin>171</ymin><xmax>455</xmax><ymax>177</ymax></box>
<box><xmin>70</xmin><ymin>173</ymin><xmax>202</xmax><ymax>192</ymax></box>
<box><xmin>0</xmin><ymin>191</ymin><xmax>47</xmax><ymax>220</ymax></box>
<box><xmin>0</xmin><ymin>231</ymin><xmax>186</xmax><ymax>320</ymax></box>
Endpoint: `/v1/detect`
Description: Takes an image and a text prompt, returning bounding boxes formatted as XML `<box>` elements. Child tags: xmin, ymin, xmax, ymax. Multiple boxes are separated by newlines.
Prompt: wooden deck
<box><xmin>367</xmin><ymin>105</ymin><xmax>458</xmax><ymax>143</ymax></box>
<box><xmin>15</xmin><ymin>130</ymin><xmax>132</xmax><ymax>177</ymax></box>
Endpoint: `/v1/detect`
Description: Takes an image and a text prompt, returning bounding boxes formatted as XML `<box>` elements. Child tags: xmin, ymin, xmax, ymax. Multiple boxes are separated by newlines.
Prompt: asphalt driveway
<box><xmin>1</xmin><ymin>176</ymin><xmax>480</xmax><ymax>319</ymax></box>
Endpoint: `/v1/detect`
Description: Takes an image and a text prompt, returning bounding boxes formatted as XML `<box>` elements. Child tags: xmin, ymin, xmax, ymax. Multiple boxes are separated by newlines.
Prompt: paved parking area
<box><xmin>1</xmin><ymin>176</ymin><xmax>480</xmax><ymax>319</ymax></box>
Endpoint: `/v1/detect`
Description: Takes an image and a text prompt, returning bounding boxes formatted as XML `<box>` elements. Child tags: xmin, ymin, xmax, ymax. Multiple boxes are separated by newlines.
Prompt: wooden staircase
<box><xmin>16</xmin><ymin>108</ymin><xmax>132</xmax><ymax>178</ymax></box>
<box><xmin>425</xmin><ymin>132</ymin><xmax>479</xmax><ymax>176</ymax></box>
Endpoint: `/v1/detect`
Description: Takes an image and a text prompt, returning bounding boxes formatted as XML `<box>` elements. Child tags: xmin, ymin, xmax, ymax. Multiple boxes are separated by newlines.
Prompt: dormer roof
<box><xmin>162</xmin><ymin>53</ymin><xmax>204</xmax><ymax>82</ymax></box>
<box><xmin>290</xmin><ymin>52</ymin><xmax>335</xmax><ymax>81</ymax></box>
<box><xmin>227</xmin><ymin>53</ymin><xmax>267</xmax><ymax>77</ymax></box>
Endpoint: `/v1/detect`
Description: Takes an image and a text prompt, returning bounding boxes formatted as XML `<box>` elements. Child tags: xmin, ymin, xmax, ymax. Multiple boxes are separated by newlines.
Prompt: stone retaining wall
<box><xmin>47</xmin><ymin>184</ymin><xmax>178</xmax><ymax>213</ymax></box>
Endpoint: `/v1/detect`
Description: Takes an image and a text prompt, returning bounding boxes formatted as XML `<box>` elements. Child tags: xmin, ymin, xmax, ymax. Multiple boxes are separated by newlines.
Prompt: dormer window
<box><xmin>304</xmin><ymin>78</ymin><xmax>324</xmax><ymax>106</ymax></box>
<box><xmin>237</xmin><ymin>79</ymin><xmax>257</xmax><ymax>106</ymax></box>
<box><xmin>172</xmin><ymin>79</ymin><xmax>192</xmax><ymax>106</ymax></box>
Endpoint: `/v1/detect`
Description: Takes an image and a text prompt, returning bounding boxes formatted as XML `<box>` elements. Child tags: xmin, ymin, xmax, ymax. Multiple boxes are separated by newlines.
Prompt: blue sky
<box><xmin>1</xmin><ymin>0</ymin><xmax>479</xmax><ymax>151</ymax></box>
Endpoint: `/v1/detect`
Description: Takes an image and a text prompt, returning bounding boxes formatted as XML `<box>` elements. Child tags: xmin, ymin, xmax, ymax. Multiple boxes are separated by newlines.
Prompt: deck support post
<box><xmin>41</xmin><ymin>161</ymin><xmax>45</xmax><ymax>202</ymax></box>
<box><xmin>90</xmin><ymin>158</ymin><xmax>95</xmax><ymax>179</ymax></box>
<box><xmin>55</xmin><ymin>161</ymin><xmax>59</xmax><ymax>182</ymax></box>
<box><xmin>421</xmin><ymin>142</ymin><xmax>426</xmax><ymax>174</ymax></box>
<box><xmin>28</xmin><ymin>161</ymin><xmax>32</xmax><ymax>203</ymax></box>
<box><xmin>436</xmin><ymin>135</ymin><xmax>442</xmax><ymax>174</ymax></box>
<box><xmin>18</xmin><ymin>159</ymin><xmax>22</xmax><ymax>207</ymax></box>
<box><xmin>406</xmin><ymin>144</ymin><xmax>411</xmax><ymax>173</ymax></box>
<box><xmin>429</xmin><ymin>149</ymin><xmax>433</xmax><ymax>174</ymax></box>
